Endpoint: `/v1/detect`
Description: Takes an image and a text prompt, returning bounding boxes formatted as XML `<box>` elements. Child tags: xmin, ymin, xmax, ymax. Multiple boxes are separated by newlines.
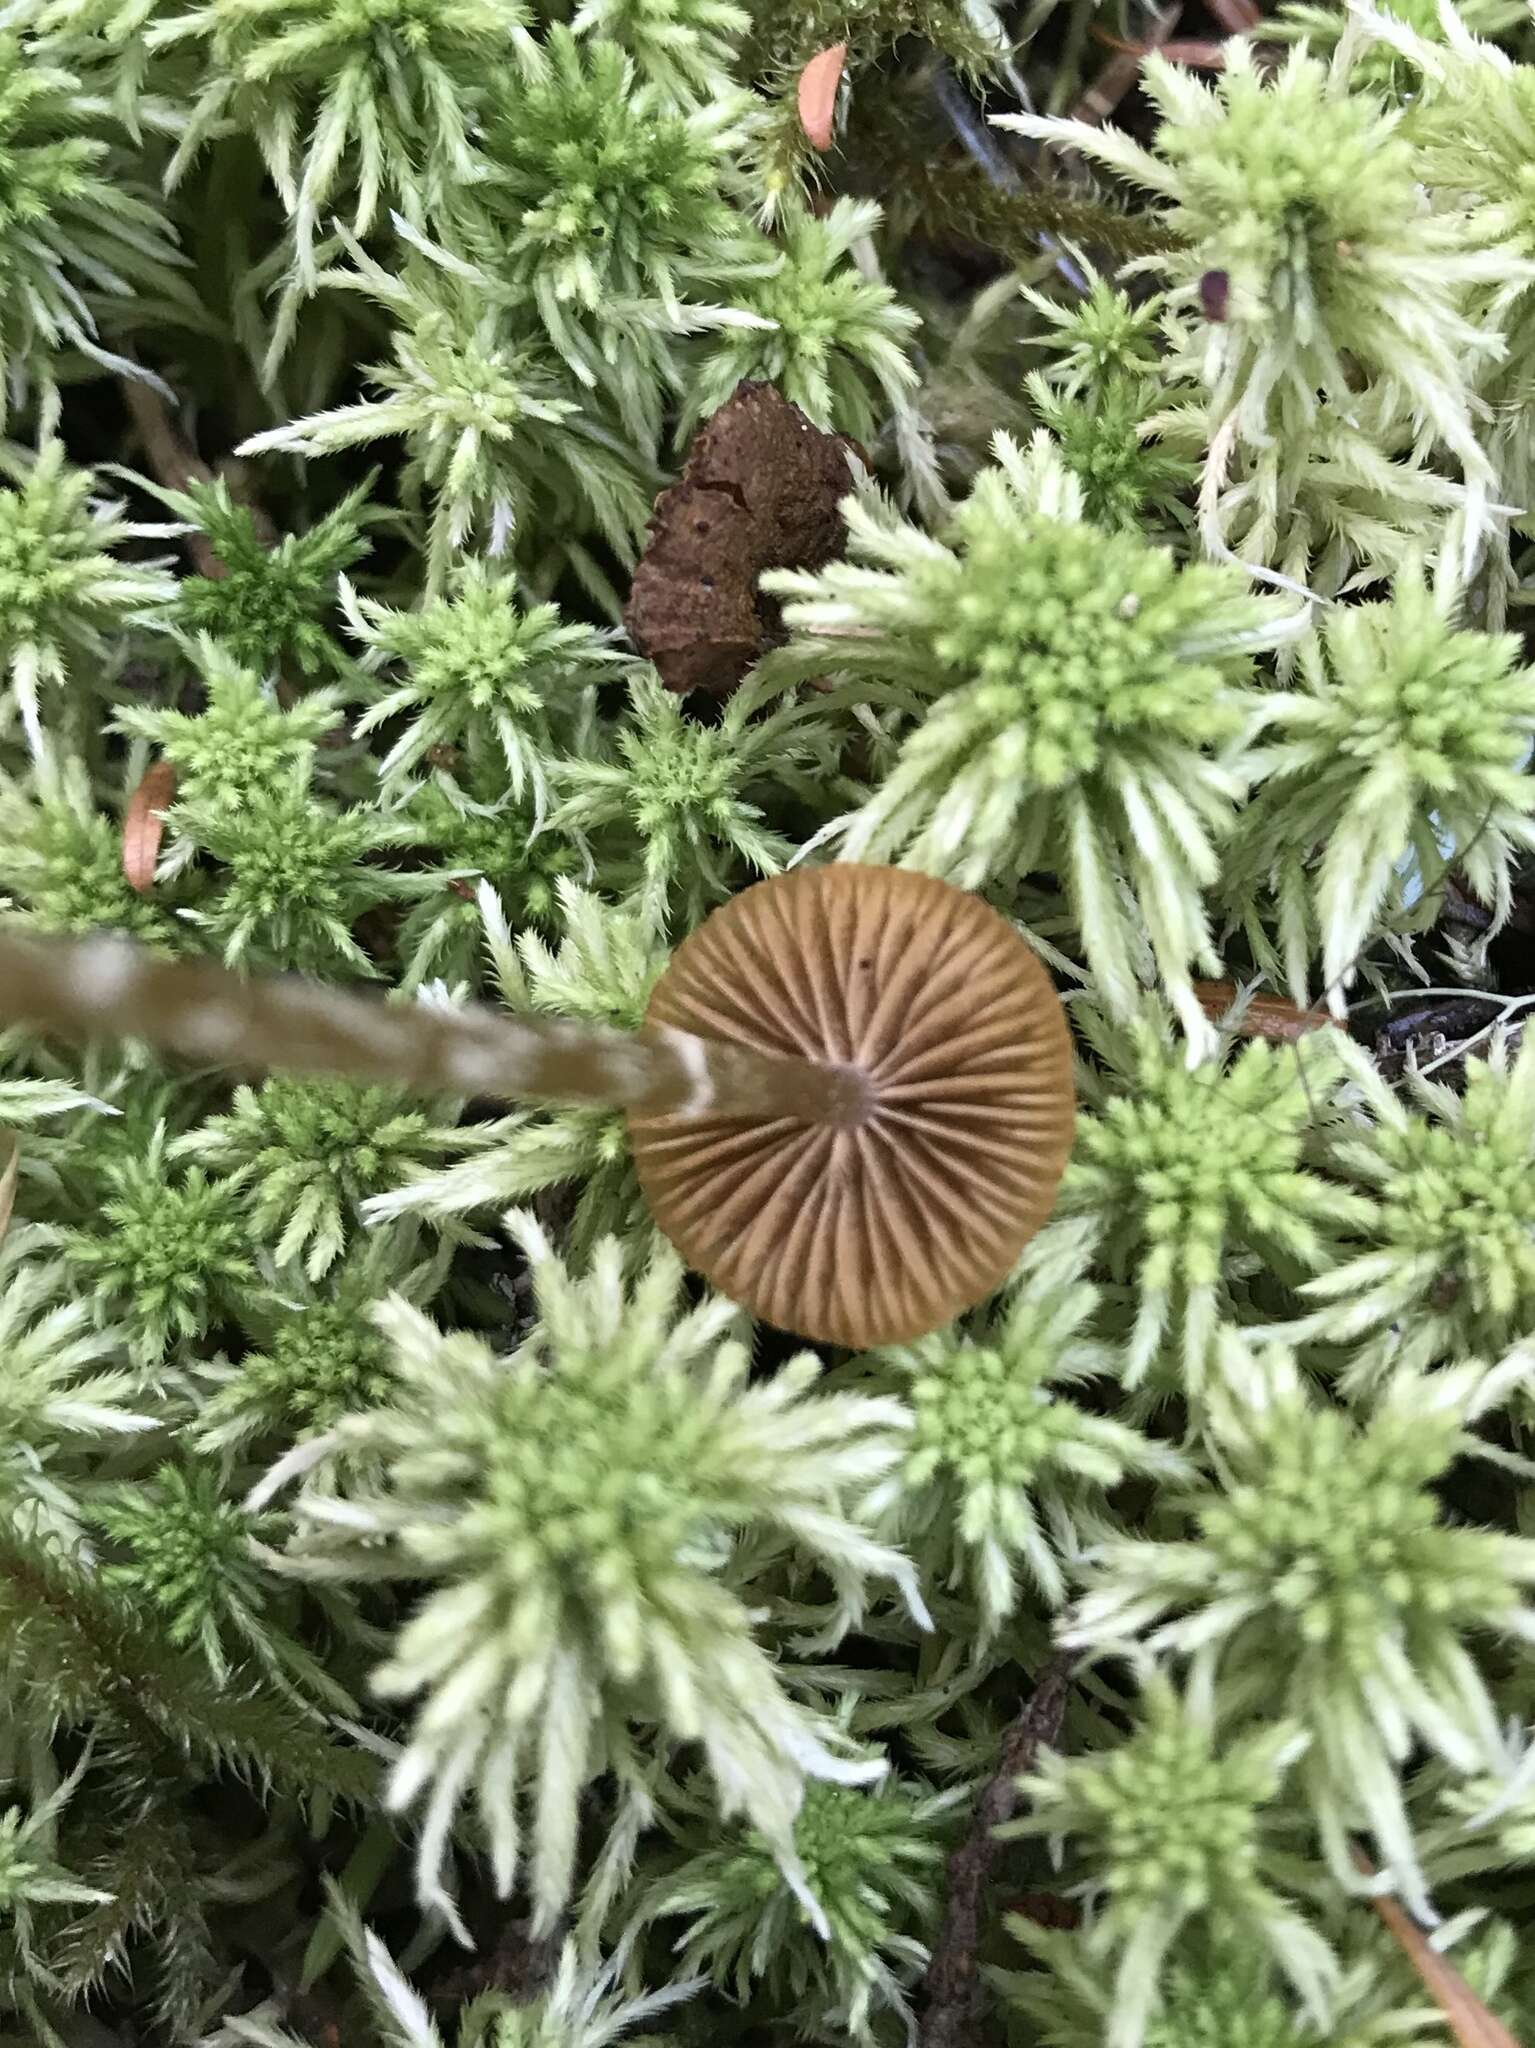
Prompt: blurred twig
<box><xmin>920</xmin><ymin>1648</ymin><xmax>1076</xmax><ymax>2048</ymax></box>
<box><xmin>1075</xmin><ymin>4</ymin><xmax>1185</xmax><ymax>120</ymax></box>
<box><xmin>120</xmin><ymin>376</ymin><xmax>223</xmax><ymax>579</ymax></box>
<box><xmin>1352</xmin><ymin>1846</ymin><xmax>1524</xmax><ymax>2048</ymax></box>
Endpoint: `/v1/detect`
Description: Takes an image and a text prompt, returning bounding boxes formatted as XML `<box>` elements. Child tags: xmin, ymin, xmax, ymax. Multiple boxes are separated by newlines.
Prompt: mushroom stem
<box><xmin>0</xmin><ymin>928</ymin><xmax>866</xmax><ymax>1123</ymax></box>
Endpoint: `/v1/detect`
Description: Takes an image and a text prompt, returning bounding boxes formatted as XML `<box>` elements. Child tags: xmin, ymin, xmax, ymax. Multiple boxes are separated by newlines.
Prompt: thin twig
<box><xmin>920</xmin><ymin>1647</ymin><xmax>1076</xmax><ymax>2048</ymax></box>
<box><xmin>930</xmin><ymin>66</ymin><xmax>1090</xmax><ymax>293</ymax></box>
<box><xmin>854</xmin><ymin>92</ymin><xmax>1174</xmax><ymax>266</ymax></box>
<box><xmin>1320</xmin><ymin>801</ymin><xmax>1500</xmax><ymax>1018</ymax></box>
<box><xmin>1414</xmin><ymin>1007</ymin><xmax>1532</xmax><ymax>1081</ymax></box>
<box><xmin>1349</xmin><ymin>985</ymin><xmax>1519</xmax><ymax>1013</ymax></box>
<box><xmin>1347</xmin><ymin>984</ymin><xmax>1535</xmax><ymax>1081</ymax></box>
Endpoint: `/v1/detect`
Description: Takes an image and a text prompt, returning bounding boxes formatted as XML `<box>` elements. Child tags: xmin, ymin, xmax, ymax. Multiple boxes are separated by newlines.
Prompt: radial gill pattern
<box><xmin>629</xmin><ymin>864</ymin><xmax>1077</xmax><ymax>1347</ymax></box>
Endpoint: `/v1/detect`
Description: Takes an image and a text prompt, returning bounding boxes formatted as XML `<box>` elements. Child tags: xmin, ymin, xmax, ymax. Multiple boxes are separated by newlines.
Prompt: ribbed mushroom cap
<box><xmin>629</xmin><ymin>864</ymin><xmax>1076</xmax><ymax>1348</ymax></box>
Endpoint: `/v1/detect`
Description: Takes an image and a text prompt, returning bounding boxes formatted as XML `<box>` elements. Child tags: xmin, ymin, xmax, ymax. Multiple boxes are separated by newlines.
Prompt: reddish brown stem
<box><xmin>1351</xmin><ymin>1847</ymin><xmax>1524</xmax><ymax>2048</ymax></box>
<box><xmin>120</xmin><ymin>377</ymin><xmax>224</xmax><ymax>580</ymax></box>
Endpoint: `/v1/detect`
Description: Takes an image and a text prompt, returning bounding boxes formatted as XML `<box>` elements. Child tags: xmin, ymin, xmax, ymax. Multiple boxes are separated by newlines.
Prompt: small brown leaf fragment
<box><xmin>1192</xmin><ymin>980</ymin><xmax>1336</xmax><ymax>1042</ymax></box>
<box><xmin>1353</xmin><ymin>1848</ymin><xmax>1524</xmax><ymax>2048</ymax></box>
<box><xmin>0</xmin><ymin>1135</ymin><xmax>17</xmax><ymax>1246</ymax></box>
<box><xmin>625</xmin><ymin>382</ymin><xmax>862</xmax><ymax>698</ymax></box>
<box><xmin>798</xmin><ymin>41</ymin><xmax>847</xmax><ymax>151</ymax></box>
<box><xmin>123</xmin><ymin>761</ymin><xmax>177</xmax><ymax>895</ymax></box>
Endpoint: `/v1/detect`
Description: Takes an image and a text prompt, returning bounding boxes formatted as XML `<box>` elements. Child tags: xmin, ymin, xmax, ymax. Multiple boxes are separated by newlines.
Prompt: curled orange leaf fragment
<box><xmin>123</xmin><ymin>760</ymin><xmax>177</xmax><ymax>895</ymax></box>
<box><xmin>797</xmin><ymin>41</ymin><xmax>847</xmax><ymax>151</ymax></box>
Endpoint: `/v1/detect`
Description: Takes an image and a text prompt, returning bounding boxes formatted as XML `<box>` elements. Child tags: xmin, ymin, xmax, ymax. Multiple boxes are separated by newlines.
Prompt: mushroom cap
<box><xmin>629</xmin><ymin>864</ymin><xmax>1076</xmax><ymax>1348</ymax></box>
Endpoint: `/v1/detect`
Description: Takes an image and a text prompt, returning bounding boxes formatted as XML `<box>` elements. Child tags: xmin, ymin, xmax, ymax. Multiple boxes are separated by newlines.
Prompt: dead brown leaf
<box><xmin>1192</xmin><ymin>981</ymin><xmax>1337</xmax><ymax>1042</ymax></box>
<box><xmin>625</xmin><ymin>382</ymin><xmax>861</xmax><ymax>697</ymax></box>
<box><xmin>798</xmin><ymin>42</ymin><xmax>847</xmax><ymax>152</ymax></box>
<box><xmin>123</xmin><ymin>761</ymin><xmax>177</xmax><ymax>895</ymax></box>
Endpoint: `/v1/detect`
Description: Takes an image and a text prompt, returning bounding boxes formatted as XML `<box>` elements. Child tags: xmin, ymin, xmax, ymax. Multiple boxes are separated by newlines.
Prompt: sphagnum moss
<box><xmin>4</xmin><ymin>0</ymin><xmax>1535</xmax><ymax>2040</ymax></box>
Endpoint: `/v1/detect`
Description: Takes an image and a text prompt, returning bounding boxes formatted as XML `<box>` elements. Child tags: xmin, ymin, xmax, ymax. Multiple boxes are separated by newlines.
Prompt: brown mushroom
<box><xmin>630</xmin><ymin>865</ymin><xmax>1075</xmax><ymax>1346</ymax></box>
<box><xmin>0</xmin><ymin>865</ymin><xmax>1075</xmax><ymax>1346</ymax></box>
